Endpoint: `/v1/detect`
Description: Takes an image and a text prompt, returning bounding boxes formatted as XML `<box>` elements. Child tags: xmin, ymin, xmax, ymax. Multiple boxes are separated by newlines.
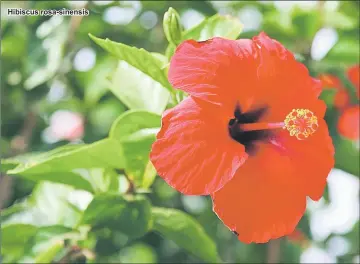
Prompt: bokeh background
<box><xmin>1</xmin><ymin>1</ymin><xmax>359</xmax><ymax>263</ymax></box>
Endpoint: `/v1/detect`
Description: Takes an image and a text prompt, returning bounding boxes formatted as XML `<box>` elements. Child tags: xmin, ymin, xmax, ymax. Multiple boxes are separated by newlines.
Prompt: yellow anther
<box><xmin>283</xmin><ymin>109</ymin><xmax>318</xmax><ymax>140</ymax></box>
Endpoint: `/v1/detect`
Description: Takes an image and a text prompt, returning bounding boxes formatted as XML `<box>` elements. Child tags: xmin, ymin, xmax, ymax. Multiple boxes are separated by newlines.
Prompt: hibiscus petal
<box><xmin>150</xmin><ymin>97</ymin><xmax>247</xmax><ymax>195</ymax></box>
<box><xmin>168</xmin><ymin>38</ymin><xmax>258</xmax><ymax>108</ymax></box>
<box><xmin>269</xmin><ymin>119</ymin><xmax>334</xmax><ymax>201</ymax></box>
<box><xmin>212</xmin><ymin>144</ymin><xmax>307</xmax><ymax>243</ymax></box>
<box><xmin>251</xmin><ymin>32</ymin><xmax>325</xmax><ymax>121</ymax></box>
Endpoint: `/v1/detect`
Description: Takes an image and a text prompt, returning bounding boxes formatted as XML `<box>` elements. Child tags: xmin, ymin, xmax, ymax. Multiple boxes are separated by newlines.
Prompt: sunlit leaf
<box><xmin>6</xmin><ymin>139</ymin><xmax>125</xmax><ymax>180</ymax></box>
<box><xmin>35</xmin><ymin>241</ymin><xmax>63</xmax><ymax>263</ymax></box>
<box><xmin>1</xmin><ymin>159</ymin><xmax>20</xmax><ymax>172</ymax></box>
<box><xmin>110</xmin><ymin>110</ymin><xmax>161</xmax><ymax>140</ymax></box>
<box><xmin>80</xmin><ymin>56</ymin><xmax>118</xmax><ymax>106</ymax></box>
<box><xmin>89</xmin><ymin>34</ymin><xmax>174</xmax><ymax>93</ymax></box>
<box><xmin>324</xmin><ymin>11</ymin><xmax>358</xmax><ymax>29</ymax></box>
<box><xmin>2</xmin><ymin>182</ymin><xmax>92</xmax><ymax>228</ymax></box>
<box><xmin>2</xmin><ymin>224</ymin><xmax>38</xmax><ymax>262</ymax></box>
<box><xmin>183</xmin><ymin>14</ymin><xmax>243</xmax><ymax>41</ymax></box>
<box><xmin>110</xmin><ymin>61</ymin><xmax>170</xmax><ymax>114</ymax></box>
<box><xmin>75</xmin><ymin>168</ymin><xmax>120</xmax><ymax>194</ymax></box>
<box><xmin>31</xmin><ymin>226</ymin><xmax>78</xmax><ymax>263</ymax></box>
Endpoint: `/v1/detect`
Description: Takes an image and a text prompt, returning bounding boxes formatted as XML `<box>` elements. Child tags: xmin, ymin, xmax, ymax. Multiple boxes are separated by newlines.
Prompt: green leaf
<box><xmin>319</xmin><ymin>89</ymin><xmax>337</xmax><ymax>107</ymax></box>
<box><xmin>165</xmin><ymin>43</ymin><xmax>176</xmax><ymax>60</ymax></box>
<box><xmin>324</xmin><ymin>10</ymin><xmax>358</xmax><ymax>29</ymax></box>
<box><xmin>291</xmin><ymin>8</ymin><xmax>320</xmax><ymax>40</ymax></box>
<box><xmin>151</xmin><ymin>207</ymin><xmax>220</xmax><ymax>263</ymax></box>
<box><xmin>0</xmin><ymin>137</ymin><xmax>11</xmax><ymax>155</ymax></box>
<box><xmin>2</xmin><ymin>224</ymin><xmax>38</xmax><ymax>261</ymax></box>
<box><xmin>335</xmin><ymin>136</ymin><xmax>360</xmax><ymax>176</ymax></box>
<box><xmin>1</xmin><ymin>159</ymin><xmax>20</xmax><ymax>172</ymax></box>
<box><xmin>2</xmin><ymin>224</ymin><xmax>78</xmax><ymax>263</ymax></box>
<box><xmin>2</xmin><ymin>182</ymin><xmax>91</xmax><ymax>228</ymax></box>
<box><xmin>18</xmin><ymin>171</ymin><xmax>94</xmax><ymax>192</ymax></box>
<box><xmin>81</xmin><ymin>194</ymin><xmax>152</xmax><ymax>239</ymax></box>
<box><xmin>1</xmin><ymin>203</ymin><xmax>27</xmax><ymax>222</ymax></box>
<box><xmin>141</xmin><ymin>161</ymin><xmax>157</xmax><ymax>190</ymax></box>
<box><xmin>1</xmin><ymin>22</ymin><xmax>27</xmax><ymax>59</ymax></box>
<box><xmin>183</xmin><ymin>14</ymin><xmax>243</xmax><ymax>41</ymax></box>
<box><xmin>110</xmin><ymin>61</ymin><xmax>170</xmax><ymax>114</ymax></box>
<box><xmin>31</xmin><ymin>225</ymin><xmax>78</xmax><ymax>263</ymax></box>
<box><xmin>325</xmin><ymin>38</ymin><xmax>360</xmax><ymax>65</ymax></box>
<box><xmin>89</xmin><ymin>34</ymin><xmax>174</xmax><ymax>93</ymax></box>
<box><xmin>76</xmin><ymin>168</ymin><xmax>120</xmax><ymax>193</ymax></box>
<box><xmin>110</xmin><ymin>110</ymin><xmax>161</xmax><ymax>140</ymax></box>
<box><xmin>110</xmin><ymin>111</ymin><xmax>160</xmax><ymax>188</ymax></box>
<box><xmin>88</xmin><ymin>98</ymin><xmax>127</xmax><ymax>136</ymax></box>
<box><xmin>118</xmin><ymin>243</ymin><xmax>158</xmax><ymax>263</ymax></box>
<box><xmin>6</xmin><ymin>138</ymin><xmax>124</xmax><ymax>177</ymax></box>
<box><xmin>35</xmin><ymin>241</ymin><xmax>63</xmax><ymax>263</ymax></box>
<box><xmin>325</xmin><ymin>108</ymin><xmax>359</xmax><ymax>177</ymax></box>
<box><xmin>80</xmin><ymin>56</ymin><xmax>118</xmax><ymax>106</ymax></box>
<box><xmin>150</xmin><ymin>52</ymin><xmax>169</xmax><ymax>68</ymax></box>
<box><xmin>121</xmin><ymin>133</ymin><xmax>158</xmax><ymax>189</ymax></box>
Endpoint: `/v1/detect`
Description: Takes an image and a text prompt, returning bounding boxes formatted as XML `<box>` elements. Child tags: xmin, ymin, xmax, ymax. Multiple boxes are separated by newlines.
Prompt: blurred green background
<box><xmin>1</xmin><ymin>1</ymin><xmax>359</xmax><ymax>263</ymax></box>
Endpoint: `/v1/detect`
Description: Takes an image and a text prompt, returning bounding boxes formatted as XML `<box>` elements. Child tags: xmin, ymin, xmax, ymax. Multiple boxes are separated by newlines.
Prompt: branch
<box><xmin>56</xmin><ymin>246</ymin><xmax>95</xmax><ymax>263</ymax></box>
<box><xmin>65</xmin><ymin>3</ymin><xmax>87</xmax><ymax>53</ymax></box>
<box><xmin>116</xmin><ymin>169</ymin><xmax>135</xmax><ymax>194</ymax></box>
<box><xmin>0</xmin><ymin>110</ymin><xmax>37</xmax><ymax>209</ymax></box>
<box><xmin>267</xmin><ymin>239</ymin><xmax>281</xmax><ymax>264</ymax></box>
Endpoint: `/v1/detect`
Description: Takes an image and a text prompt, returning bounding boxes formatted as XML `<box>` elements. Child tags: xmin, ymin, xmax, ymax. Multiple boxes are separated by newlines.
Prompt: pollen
<box><xmin>283</xmin><ymin>109</ymin><xmax>319</xmax><ymax>140</ymax></box>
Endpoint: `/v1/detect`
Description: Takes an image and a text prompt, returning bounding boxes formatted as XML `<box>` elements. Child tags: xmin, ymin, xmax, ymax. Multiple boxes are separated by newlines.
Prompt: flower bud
<box><xmin>163</xmin><ymin>8</ymin><xmax>182</xmax><ymax>46</ymax></box>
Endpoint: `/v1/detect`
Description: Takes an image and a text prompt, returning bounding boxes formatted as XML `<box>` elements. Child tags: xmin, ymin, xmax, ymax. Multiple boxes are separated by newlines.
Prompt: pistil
<box><xmin>240</xmin><ymin>122</ymin><xmax>285</xmax><ymax>131</ymax></box>
<box><xmin>238</xmin><ymin>109</ymin><xmax>319</xmax><ymax>140</ymax></box>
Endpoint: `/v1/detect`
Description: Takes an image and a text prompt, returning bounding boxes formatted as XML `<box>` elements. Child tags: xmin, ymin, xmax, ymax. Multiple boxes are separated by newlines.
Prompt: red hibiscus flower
<box><xmin>150</xmin><ymin>33</ymin><xmax>334</xmax><ymax>243</ymax></box>
<box><xmin>337</xmin><ymin>105</ymin><xmax>360</xmax><ymax>140</ymax></box>
<box><xmin>318</xmin><ymin>74</ymin><xmax>350</xmax><ymax>110</ymax></box>
<box><xmin>347</xmin><ymin>65</ymin><xmax>359</xmax><ymax>99</ymax></box>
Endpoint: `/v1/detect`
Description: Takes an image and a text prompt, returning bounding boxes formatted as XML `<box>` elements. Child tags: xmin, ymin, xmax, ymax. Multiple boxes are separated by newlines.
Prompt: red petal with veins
<box><xmin>150</xmin><ymin>97</ymin><xmax>247</xmax><ymax>195</ymax></box>
<box><xmin>212</xmin><ymin>144</ymin><xmax>307</xmax><ymax>244</ymax></box>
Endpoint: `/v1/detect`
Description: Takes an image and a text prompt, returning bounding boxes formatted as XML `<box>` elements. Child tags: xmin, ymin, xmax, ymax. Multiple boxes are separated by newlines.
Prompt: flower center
<box><xmin>228</xmin><ymin>106</ymin><xmax>319</xmax><ymax>154</ymax></box>
<box><xmin>228</xmin><ymin>105</ymin><xmax>270</xmax><ymax>155</ymax></box>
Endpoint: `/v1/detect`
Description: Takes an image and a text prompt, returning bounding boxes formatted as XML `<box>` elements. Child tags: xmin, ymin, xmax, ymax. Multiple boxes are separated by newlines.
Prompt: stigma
<box><xmin>283</xmin><ymin>109</ymin><xmax>318</xmax><ymax>140</ymax></box>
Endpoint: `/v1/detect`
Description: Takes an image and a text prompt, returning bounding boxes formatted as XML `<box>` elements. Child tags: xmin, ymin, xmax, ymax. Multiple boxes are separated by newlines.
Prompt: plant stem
<box><xmin>267</xmin><ymin>239</ymin><xmax>281</xmax><ymax>264</ymax></box>
<box><xmin>0</xmin><ymin>110</ymin><xmax>37</xmax><ymax>209</ymax></box>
